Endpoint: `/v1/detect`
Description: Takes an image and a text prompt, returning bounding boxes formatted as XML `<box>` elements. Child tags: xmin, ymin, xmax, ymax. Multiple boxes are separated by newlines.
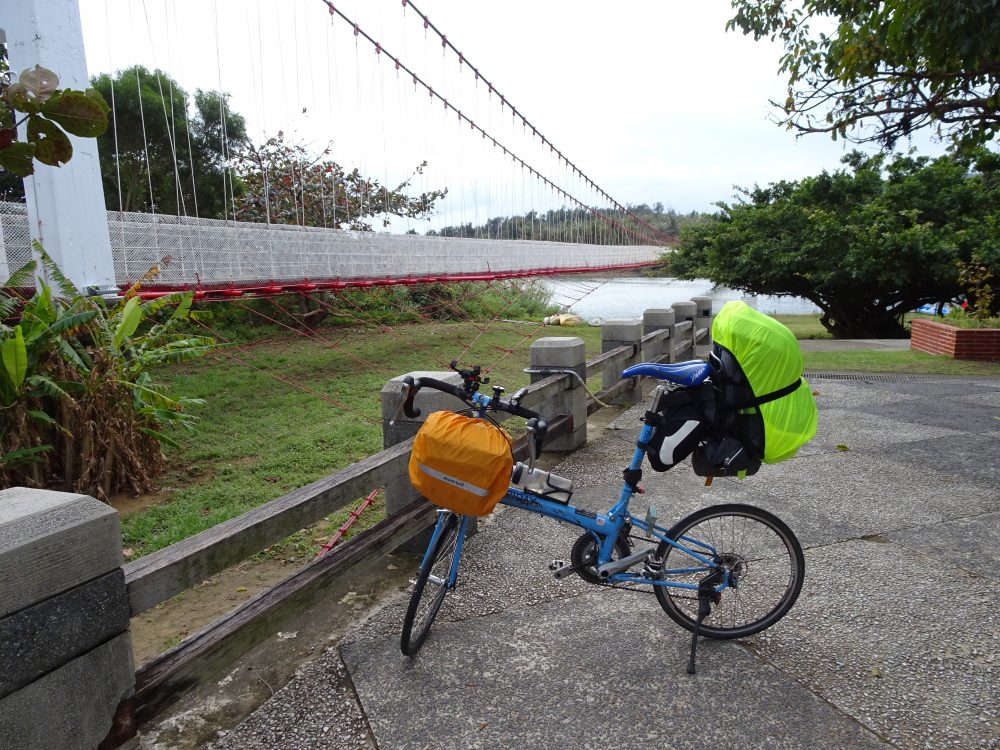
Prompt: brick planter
<box><xmin>911</xmin><ymin>318</ymin><xmax>1000</xmax><ymax>360</ymax></box>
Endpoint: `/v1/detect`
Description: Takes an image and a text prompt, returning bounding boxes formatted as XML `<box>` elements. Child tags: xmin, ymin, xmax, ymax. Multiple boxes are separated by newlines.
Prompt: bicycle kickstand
<box><xmin>686</xmin><ymin>587</ymin><xmax>713</xmax><ymax>675</ymax></box>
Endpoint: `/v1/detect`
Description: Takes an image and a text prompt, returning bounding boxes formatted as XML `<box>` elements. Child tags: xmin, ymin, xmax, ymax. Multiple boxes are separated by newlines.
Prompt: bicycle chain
<box><xmin>564</xmin><ymin>530</ymin><xmax>701</xmax><ymax>601</ymax></box>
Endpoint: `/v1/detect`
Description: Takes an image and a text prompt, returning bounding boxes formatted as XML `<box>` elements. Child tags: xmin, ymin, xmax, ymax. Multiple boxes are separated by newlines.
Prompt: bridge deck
<box><xmin>0</xmin><ymin>202</ymin><xmax>662</xmax><ymax>295</ymax></box>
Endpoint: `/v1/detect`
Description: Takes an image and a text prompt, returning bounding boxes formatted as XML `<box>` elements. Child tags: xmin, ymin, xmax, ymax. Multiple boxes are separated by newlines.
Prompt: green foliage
<box><xmin>0</xmin><ymin>243</ymin><xmax>213</xmax><ymax>498</ymax></box>
<box><xmin>931</xmin><ymin>308</ymin><xmax>1000</xmax><ymax>330</ymax></box>
<box><xmin>729</xmin><ymin>0</ymin><xmax>1000</xmax><ymax>149</ymax></box>
<box><xmin>956</xmin><ymin>260</ymin><xmax>997</xmax><ymax>321</ymax></box>
<box><xmin>802</xmin><ymin>349</ymin><xmax>1000</xmax><ymax>377</ymax></box>
<box><xmin>90</xmin><ymin>66</ymin><xmax>247</xmax><ymax>217</ymax></box>
<box><xmin>233</xmin><ymin>131</ymin><xmax>446</xmax><ymax>230</ymax></box>
<box><xmin>664</xmin><ymin>150</ymin><xmax>1000</xmax><ymax>338</ymax></box>
<box><xmin>0</xmin><ymin>63</ymin><xmax>109</xmax><ymax>177</ymax></box>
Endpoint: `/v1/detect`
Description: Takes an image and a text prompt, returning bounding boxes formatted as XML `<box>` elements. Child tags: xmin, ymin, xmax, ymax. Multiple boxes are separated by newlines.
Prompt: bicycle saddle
<box><xmin>621</xmin><ymin>360</ymin><xmax>711</xmax><ymax>387</ymax></box>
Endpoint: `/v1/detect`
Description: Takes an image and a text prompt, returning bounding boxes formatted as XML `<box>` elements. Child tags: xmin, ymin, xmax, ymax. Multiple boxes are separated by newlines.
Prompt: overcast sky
<box><xmin>78</xmin><ymin>0</ymin><xmax>947</xmax><ymax>227</ymax></box>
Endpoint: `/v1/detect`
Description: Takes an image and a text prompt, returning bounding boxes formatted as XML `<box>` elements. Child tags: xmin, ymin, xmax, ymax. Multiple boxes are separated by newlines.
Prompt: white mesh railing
<box><xmin>0</xmin><ymin>202</ymin><xmax>662</xmax><ymax>288</ymax></box>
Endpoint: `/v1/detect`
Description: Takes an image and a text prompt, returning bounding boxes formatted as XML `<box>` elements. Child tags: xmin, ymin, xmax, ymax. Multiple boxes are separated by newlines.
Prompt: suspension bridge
<box><xmin>2</xmin><ymin>0</ymin><xmax>671</xmax><ymax>300</ymax></box>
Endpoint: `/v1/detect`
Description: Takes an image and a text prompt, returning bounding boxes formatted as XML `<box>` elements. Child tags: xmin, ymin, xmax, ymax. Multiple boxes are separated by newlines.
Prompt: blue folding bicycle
<box><xmin>395</xmin><ymin>361</ymin><xmax>804</xmax><ymax>673</ymax></box>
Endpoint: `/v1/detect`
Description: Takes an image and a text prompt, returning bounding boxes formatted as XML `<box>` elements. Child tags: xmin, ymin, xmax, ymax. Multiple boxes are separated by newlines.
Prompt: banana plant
<box><xmin>1</xmin><ymin>244</ymin><xmax>215</xmax><ymax>497</ymax></box>
<box><xmin>0</xmin><ymin>259</ymin><xmax>93</xmax><ymax>479</ymax></box>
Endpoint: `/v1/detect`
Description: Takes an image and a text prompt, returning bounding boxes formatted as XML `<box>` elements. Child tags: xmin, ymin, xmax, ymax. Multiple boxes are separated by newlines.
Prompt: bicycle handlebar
<box><xmin>398</xmin><ymin>375</ymin><xmax>549</xmax><ymax>456</ymax></box>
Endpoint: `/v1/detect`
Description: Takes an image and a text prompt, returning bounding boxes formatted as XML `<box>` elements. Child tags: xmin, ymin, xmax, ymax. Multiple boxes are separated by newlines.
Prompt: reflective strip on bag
<box><xmin>417</xmin><ymin>463</ymin><xmax>490</xmax><ymax>497</ymax></box>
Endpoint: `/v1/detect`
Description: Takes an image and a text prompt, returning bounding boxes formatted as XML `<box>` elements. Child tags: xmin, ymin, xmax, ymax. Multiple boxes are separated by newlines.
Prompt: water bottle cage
<box><xmin>510</xmin><ymin>462</ymin><xmax>573</xmax><ymax>504</ymax></box>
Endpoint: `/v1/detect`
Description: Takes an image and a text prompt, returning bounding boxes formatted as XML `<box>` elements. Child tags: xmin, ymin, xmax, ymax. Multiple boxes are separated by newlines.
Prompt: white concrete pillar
<box><xmin>601</xmin><ymin>319</ymin><xmax>642</xmax><ymax>406</ymax></box>
<box><xmin>2</xmin><ymin>0</ymin><xmax>116</xmax><ymax>292</ymax></box>
<box><xmin>529</xmin><ymin>337</ymin><xmax>587</xmax><ymax>451</ymax></box>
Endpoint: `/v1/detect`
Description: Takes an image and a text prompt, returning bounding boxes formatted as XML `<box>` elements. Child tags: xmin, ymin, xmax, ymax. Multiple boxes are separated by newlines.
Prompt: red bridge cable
<box><xmin>399</xmin><ymin>0</ymin><xmax>669</xmax><ymax>244</ymax></box>
<box><xmin>259</xmin><ymin>296</ymin><xmax>390</xmax><ymax>373</ymax></box>
<box><xmin>130</xmin><ymin>263</ymin><xmax>658</xmax><ymax>299</ymax></box>
<box><xmin>483</xmin><ymin>279</ymin><xmax>608</xmax><ymax>374</ymax></box>
<box><xmin>316</xmin><ymin>0</ymin><xmax>661</xmax><ymax>247</ymax></box>
<box><xmin>190</xmin><ymin>317</ymin><xmax>382</xmax><ymax>425</ymax></box>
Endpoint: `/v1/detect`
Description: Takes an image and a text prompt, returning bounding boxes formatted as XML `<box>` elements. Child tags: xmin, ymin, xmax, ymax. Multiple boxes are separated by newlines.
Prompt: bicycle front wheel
<box><xmin>654</xmin><ymin>503</ymin><xmax>804</xmax><ymax>640</ymax></box>
<box><xmin>400</xmin><ymin>512</ymin><xmax>462</xmax><ymax>656</ymax></box>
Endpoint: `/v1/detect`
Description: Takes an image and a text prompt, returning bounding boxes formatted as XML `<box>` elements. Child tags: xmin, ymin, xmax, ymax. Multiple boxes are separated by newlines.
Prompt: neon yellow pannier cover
<box><xmin>712</xmin><ymin>301</ymin><xmax>818</xmax><ymax>463</ymax></box>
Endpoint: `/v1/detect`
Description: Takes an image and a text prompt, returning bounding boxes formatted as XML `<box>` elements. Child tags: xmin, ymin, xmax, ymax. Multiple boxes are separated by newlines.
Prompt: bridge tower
<box><xmin>1</xmin><ymin>0</ymin><xmax>116</xmax><ymax>292</ymax></box>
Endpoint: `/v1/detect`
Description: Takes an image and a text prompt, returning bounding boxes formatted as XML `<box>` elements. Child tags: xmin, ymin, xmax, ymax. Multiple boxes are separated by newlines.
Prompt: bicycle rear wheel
<box><xmin>654</xmin><ymin>503</ymin><xmax>804</xmax><ymax>640</ymax></box>
<box><xmin>400</xmin><ymin>511</ymin><xmax>462</xmax><ymax>656</ymax></box>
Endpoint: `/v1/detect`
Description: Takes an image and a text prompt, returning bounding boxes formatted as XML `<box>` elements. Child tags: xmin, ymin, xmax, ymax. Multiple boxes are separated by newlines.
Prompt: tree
<box><xmin>233</xmin><ymin>131</ymin><xmax>446</xmax><ymax>230</ymax></box>
<box><xmin>663</xmin><ymin>150</ymin><xmax>1000</xmax><ymax>338</ymax></box>
<box><xmin>91</xmin><ymin>66</ymin><xmax>247</xmax><ymax>218</ymax></box>
<box><xmin>729</xmin><ymin>0</ymin><xmax>1000</xmax><ymax>150</ymax></box>
<box><xmin>0</xmin><ymin>52</ymin><xmax>109</xmax><ymax>184</ymax></box>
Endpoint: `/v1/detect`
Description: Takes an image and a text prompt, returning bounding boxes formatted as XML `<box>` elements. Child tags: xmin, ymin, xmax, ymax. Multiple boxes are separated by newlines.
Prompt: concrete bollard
<box><xmin>528</xmin><ymin>337</ymin><xmax>587</xmax><ymax>451</ymax></box>
<box><xmin>642</xmin><ymin>308</ymin><xmax>675</xmax><ymax>362</ymax></box>
<box><xmin>671</xmin><ymin>300</ymin><xmax>697</xmax><ymax>361</ymax></box>
<box><xmin>691</xmin><ymin>295</ymin><xmax>714</xmax><ymax>356</ymax></box>
<box><xmin>0</xmin><ymin>488</ymin><xmax>136</xmax><ymax>750</ymax></box>
<box><xmin>601</xmin><ymin>319</ymin><xmax>643</xmax><ymax>406</ymax></box>
<box><xmin>380</xmin><ymin>371</ymin><xmax>468</xmax><ymax>520</ymax></box>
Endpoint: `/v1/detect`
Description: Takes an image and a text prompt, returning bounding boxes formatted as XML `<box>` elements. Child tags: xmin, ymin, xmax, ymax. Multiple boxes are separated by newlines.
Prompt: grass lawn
<box><xmin>771</xmin><ymin>314</ymin><xmax>832</xmax><ymax>339</ymax></box>
<box><xmin>122</xmin><ymin>321</ymin><xmax>603</xmax><ymax>559</ymax></box>
<box><xmin>802</xmin><ymin>349</ymin><xmax>1000</xmax><ymax>376</ymax></box>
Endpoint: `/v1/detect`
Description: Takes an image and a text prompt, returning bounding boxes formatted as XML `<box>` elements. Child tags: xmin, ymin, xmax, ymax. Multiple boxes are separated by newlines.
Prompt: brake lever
<box><xmin>525</xmin><ymin>418</ymin><xmax>538</xmax><ymax>471</ymax></box>
<box><xmin>389</xmin><ymin>381</ymin><xmax>410</xmax><ymax>426</ymax></box>
<box><xmin>393</xmin><ymin>376</ymin><xmax>423</xmax><ymax>422</ymax></box>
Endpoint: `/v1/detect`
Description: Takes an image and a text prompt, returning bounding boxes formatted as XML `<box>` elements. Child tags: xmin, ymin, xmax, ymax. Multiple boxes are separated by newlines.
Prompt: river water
<box><xmin>540</xmin><ymin>277</ymin><xmax>819</xmax><ymax>322</ymax></box>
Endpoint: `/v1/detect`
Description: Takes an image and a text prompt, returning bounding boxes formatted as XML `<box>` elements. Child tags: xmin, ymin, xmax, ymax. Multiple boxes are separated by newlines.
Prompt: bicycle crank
<box><xmin>549</xmin><ymin>560</ymin><xmax>576</xmax><ymax>579</ymax></box>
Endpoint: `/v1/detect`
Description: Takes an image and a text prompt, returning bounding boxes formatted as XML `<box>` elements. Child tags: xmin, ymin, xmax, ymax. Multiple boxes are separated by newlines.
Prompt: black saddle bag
<box><xmin>643</xmin><ymin>383</ymin><xmax>715</xmax><ymax>472</ymax></box>
<box><xmin>691</xmin><ymin>346</ymin><xmax>764</xmax><ymax>478</ymax></box>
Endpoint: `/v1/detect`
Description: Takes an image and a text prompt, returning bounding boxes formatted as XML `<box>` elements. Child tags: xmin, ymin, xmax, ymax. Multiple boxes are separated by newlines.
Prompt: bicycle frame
<box><xmin>498</xmin><ymin>418</ymin><xmax>729</xmax><ymax>593</ymax></box>
<box><xmin>403</xmin><ymin>367</ymin><xmax>804</xmax><ymax>667</ymax></box>
<box><xmin>421</xmin><ymin>387</ymin><xmax>732</xmax><ymax>594</ymax></box>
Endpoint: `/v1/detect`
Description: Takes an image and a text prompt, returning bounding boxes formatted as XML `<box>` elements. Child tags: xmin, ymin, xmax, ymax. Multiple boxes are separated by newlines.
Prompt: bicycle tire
<box><xmin>400</xmin><ymin>512</ymin><xmax>462</xmax><ymax>656</ymax></box>
<box><xmin>654</xmin><ymin>503</ymin><xmax>804</xmax><ymax>640</ymax></box>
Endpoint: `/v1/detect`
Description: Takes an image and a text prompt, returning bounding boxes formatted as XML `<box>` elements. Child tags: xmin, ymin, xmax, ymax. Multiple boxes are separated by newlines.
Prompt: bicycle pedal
<box><xmin>552</xmin><ymin>563</ymin><xmax>575</xmax><ymax>580</ymax></box>
<box><xmin>548</xmin><ymin>559</ymin><xmax>566</xmax><ymax>571</ymax></box>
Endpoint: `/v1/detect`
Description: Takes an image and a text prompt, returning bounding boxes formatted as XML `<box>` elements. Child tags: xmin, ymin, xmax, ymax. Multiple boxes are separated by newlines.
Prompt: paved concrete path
<box><xmin>797</xmin><ymin>338</ymin><xmax>912</xmax><ymax>351</ymax></box>
<box><xmin>214</xmin><ymin>375</ymin><xmax>1000</xmax><ymax>750</ymax></box>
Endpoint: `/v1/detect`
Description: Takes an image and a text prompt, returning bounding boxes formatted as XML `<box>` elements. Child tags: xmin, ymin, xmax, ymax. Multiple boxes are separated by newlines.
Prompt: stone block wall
<box><xmin>0</xmin><ymin>488</ymin><xmax>135</xmax><ymax>749</ymax></box>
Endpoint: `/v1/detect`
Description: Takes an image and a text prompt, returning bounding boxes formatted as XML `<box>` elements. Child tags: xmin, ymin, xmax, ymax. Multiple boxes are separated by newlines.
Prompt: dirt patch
<box><xmin>111</xmin><ymin>490</ymin><xmax>173</xmax><ymax>518</ymax></box>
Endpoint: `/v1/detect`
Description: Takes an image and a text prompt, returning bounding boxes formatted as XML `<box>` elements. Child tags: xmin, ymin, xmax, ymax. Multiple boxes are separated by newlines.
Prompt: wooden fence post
<box><xmin>601</xmin><ymin>319</ymin><xmax>642</xmax><ymax>406</ymax></box>
<box><xmin>0</xmin><ymin>488</ymin><xmax>137</xmax><ymax>749</ymax></box>
<box><xmin>528</xmin><ymin>337</ymin><xmax>587</xmax><ymax>451</ymax></box>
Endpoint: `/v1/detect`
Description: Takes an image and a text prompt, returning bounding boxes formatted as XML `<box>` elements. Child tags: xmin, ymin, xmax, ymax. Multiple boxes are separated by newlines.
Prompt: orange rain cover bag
<box><xmin>409</xmin><ymin>411</ymin><xmax>514</xmax><ymax>516</ymax></box>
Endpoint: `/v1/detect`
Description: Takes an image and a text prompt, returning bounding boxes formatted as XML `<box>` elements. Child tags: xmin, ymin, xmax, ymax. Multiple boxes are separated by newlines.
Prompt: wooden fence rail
<box><xmin>124</xmin><ymin>313</ymin><xmax>711</xmax><ymax>726</ymax></box>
